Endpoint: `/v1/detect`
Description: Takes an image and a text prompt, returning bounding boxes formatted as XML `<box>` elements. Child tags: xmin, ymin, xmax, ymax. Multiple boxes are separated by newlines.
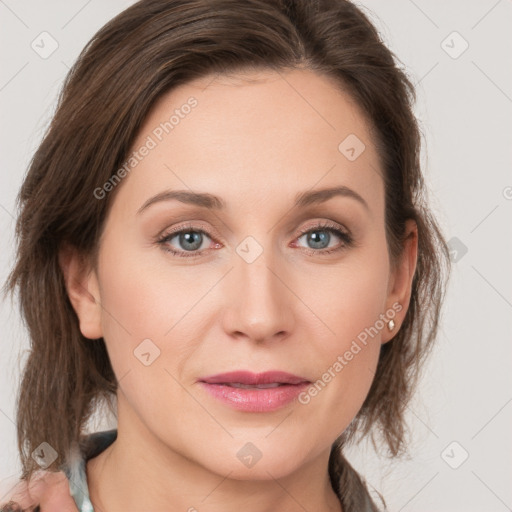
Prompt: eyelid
<box><xmin>294</xmin><ymin>219</ymin><xmax>351</xmax><ymax>238</ymax></box>
<box><xmin>154</xmin><ymin>220</ymin><xmax>220</xmax><ymax>242</ymax></box>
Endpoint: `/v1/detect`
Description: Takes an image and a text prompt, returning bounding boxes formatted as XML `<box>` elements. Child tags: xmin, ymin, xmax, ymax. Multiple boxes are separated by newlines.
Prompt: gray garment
<box><xmin>61</xmin><ymin>429</ymin><xmax>118</xmax><ymax>512</ymax></box>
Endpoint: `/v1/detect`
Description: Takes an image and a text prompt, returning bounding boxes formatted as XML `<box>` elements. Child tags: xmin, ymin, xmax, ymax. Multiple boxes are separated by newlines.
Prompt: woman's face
<box><xmin>67</xmin><ymin>68</ymin><xmax>416</xmax><ymax>479</ymax></box>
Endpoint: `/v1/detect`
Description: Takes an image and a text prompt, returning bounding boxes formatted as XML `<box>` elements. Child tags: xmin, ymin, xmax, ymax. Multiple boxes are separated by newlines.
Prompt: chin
<box><xmin>202</xmin><ymin>443</ymin><xmax>305</xmax><ymax>482</ymax></box>
<box><xmin>221</xmin><ymin>461</ymin><xmax>300</xmax><ymax>481</ymax></box>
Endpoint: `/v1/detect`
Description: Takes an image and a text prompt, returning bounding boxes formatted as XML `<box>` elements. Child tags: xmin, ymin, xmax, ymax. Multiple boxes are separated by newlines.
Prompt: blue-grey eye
<box><xmin>177</xmin><ymin>231</ymin><xmax>203</xmax><ymax>251</ymax></box>
<box><xmin>304</xmin><ymin>230</ymin><xmax>331</xmax><ymax>249</ymax></box>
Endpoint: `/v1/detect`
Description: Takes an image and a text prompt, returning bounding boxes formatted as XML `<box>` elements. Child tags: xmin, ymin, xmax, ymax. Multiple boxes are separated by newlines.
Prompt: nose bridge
<box><xmin>224</xmin><ymin>235</ymin><xmax>293</xmax><ymax>341</ymax></box>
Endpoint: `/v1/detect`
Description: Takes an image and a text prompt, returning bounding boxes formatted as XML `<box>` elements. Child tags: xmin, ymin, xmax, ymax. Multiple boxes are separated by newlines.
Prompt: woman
<box><xmin>1</xmin><ymin>0</ymin><xmax>450</xmax><ymax>510</ymax></box>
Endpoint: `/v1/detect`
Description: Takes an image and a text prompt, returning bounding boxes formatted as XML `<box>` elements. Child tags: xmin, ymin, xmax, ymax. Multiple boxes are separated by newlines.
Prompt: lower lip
<box><xmin>199</xmin><ymin>382</ymin><xmax>310</xmax><ymax>412</ymax></box>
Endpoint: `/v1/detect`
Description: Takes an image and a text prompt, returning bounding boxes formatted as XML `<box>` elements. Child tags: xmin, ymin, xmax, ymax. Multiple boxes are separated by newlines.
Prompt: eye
<box><xmin>156</xmin><ymin>223</ymin><xmax>218</xmax><ymax>258</ymax></box>
<box><xmin>293</xmin><ymin>221</ymin><xmax>354</xmax><ymax>255</ymax></box>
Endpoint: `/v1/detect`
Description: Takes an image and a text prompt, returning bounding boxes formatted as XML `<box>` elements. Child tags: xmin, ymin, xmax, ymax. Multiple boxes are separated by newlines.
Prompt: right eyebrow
<box><xmin>137</xmin><ymin>190</ymin><xmax>225</xmax><ymax>215</ymax></box>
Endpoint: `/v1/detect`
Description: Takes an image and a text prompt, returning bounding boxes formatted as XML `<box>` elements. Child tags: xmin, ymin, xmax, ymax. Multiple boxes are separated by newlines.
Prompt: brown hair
<box><xmin>2</xmin><ymin>0</ymin><xmax>451</xmax><ymax>510</ymax></box>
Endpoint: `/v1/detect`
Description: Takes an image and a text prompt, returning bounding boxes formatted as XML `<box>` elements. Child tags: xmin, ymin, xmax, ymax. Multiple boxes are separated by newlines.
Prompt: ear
<box><xmin>58</xmin><ymin>242</ymin><xmax>103</xmax><ymax>340</ymax></box>
<box><xmin>382</xmin><ymin>219</ymin><xmax>418</xmax><ymax>344</ymax></box>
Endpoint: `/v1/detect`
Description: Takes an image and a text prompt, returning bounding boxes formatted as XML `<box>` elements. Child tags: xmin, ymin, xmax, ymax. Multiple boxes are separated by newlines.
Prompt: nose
<box><xmin>221</xmin><ymin>248</ymin><xmax>295</xmax><ymax>345</ymax></box>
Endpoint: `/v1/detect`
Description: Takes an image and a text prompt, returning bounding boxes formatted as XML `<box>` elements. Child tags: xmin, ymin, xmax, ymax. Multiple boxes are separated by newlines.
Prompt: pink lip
<box><xmin>199</xmin><ymin>370</ymin><xmax>309</xmax><ymax>385</ymax></box>
<box><xmin>198</xmin><ymin>371</ymin><xmax>311</xmax><ymax>412</ymax></box>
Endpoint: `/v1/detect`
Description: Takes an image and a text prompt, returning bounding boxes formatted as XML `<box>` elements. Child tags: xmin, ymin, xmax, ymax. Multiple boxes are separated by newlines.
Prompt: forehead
<box><xmin>111</xmin><ymin>68</ymin><xmax>383</xmax><ymax>219</ymax></box>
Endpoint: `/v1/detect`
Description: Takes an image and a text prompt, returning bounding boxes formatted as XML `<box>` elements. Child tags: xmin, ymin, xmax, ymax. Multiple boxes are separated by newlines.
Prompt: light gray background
<box><xmin>1</xmin><ymin>1</ymin><xmax>511</xmax><ymax>510</ymax></box>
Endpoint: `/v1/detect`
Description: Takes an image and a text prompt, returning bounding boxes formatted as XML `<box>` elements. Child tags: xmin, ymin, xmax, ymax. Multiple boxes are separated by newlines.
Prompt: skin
<box><xmin>0</xmin><ymin>470</ymin><xmax>78</xmax><ymax>511</ymax></box>
<box><xmin>59</xmin><ymin>68</ymin><xmax>417</xmax><ymax>512</ymax></box>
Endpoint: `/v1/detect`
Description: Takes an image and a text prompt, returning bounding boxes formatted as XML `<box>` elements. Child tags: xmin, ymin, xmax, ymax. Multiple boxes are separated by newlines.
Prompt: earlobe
<box><xmin>382</xmin><ymin>219</ymin><xmax>418</xmax><ymax>344</ymax></box>
<box><xmin>58</xmin><ymin>243</ymin><xmax>103</xmax><ymax>340</ymax></box>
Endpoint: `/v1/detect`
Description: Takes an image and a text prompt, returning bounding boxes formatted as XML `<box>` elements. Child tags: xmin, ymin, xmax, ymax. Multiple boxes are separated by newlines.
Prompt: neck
<box><xmin>86</xmin><ymin>422</ymin><xmax>343</xmax><ymax>512</ymax></box>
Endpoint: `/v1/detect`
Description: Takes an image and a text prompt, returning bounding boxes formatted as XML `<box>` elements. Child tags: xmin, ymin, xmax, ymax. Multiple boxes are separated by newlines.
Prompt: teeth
<box><xmin>225</xmin><ymin>383</ymin><xmax>283</xmax><ymax>389</ymax></box>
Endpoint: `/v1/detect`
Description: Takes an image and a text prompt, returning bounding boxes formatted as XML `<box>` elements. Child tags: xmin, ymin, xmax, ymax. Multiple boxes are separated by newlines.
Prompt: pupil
<box><xmin>308</xmin><ymin>231</ymin><xmax>329</xmax><ymax>249</ymax></box>
<box><xmin>180</xmin><ymin>231</ymin><xmax>202</xmax><ymax>251</ymax></box>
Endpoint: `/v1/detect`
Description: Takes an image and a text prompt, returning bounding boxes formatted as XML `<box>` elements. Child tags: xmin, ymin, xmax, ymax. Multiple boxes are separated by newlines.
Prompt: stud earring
<box><xmin>387</xmin><ymin>319</ymin><xmax>395</xmax><ymax>331</ymax></box>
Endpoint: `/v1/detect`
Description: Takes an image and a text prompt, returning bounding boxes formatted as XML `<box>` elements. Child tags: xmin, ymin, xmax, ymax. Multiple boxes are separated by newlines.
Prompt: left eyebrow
<box><xmin>136</xmin><ymin>185</ymin><xmax>369</xmax><ymax>215</ymax></box>
<box><xmin>294</xmin><ymin>185</ymin><xmax>369</xmax><ymax>211</ymax></box>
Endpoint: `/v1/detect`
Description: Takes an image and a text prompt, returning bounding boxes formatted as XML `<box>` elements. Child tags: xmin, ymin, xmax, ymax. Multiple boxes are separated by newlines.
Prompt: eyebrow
<box><xmin>136</xmin><ymin>185</ymin><xmax>369</xmax><ymax>215</ymax></box>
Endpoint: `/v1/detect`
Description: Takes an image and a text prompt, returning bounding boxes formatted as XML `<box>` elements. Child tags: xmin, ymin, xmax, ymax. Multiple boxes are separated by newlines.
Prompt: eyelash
<box><xmin>156</xmin><ymin>221</ymin><xmax>354</xmax><ymax>258</ymax></box>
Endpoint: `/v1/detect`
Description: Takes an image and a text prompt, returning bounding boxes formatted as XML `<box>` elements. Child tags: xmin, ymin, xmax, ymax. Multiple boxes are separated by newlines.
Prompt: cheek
<box><xmin>303</xmin><ymin>243</ymin><xmax>390</xmax><ymax>347</ymax></box>
<box><xmin>94</xmin><ymin>242</ymin><xmax>201</xmax><ymax>431</ymax></box>
<box><xmin>98</xmin><ymin>222</ymin><xmax>186</xmax><ymax>332</ymax></box>
<box><xmin>295</xmin><ymin>245</ymin><xmax>389</xmax><ymax>422</ymax></box>
<box><xmin>95</xmin><ymin>234</ymin><xmax>178</xmax><ymax>367</ymax></box>
<box><xmin>95</xmin><ymin>231</ymin><xmax>218</xmax><ymax>387</ymax></box>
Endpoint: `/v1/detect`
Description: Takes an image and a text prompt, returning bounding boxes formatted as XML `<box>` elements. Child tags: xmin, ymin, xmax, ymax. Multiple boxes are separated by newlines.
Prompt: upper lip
<box><xmin>199</xmin><ymin>371</ymin><xmax>310</xmax><ymax>385</ymax></box>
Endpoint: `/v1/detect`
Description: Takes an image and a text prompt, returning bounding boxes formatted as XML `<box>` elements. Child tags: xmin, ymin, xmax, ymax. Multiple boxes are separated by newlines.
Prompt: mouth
<box><xmin>198</xmin><ymin>371</ymin><xmax>311</xmax><ymax>412</ymax></box>
<box><xmin>199</xmin><ymin>370</ymin><xmax>311</xmax><ymax>386</ymax></box>
<box><xmin>216</xmin><ymin>382</ymin><xmax>287</xmax><ymax>389</ymax></box>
